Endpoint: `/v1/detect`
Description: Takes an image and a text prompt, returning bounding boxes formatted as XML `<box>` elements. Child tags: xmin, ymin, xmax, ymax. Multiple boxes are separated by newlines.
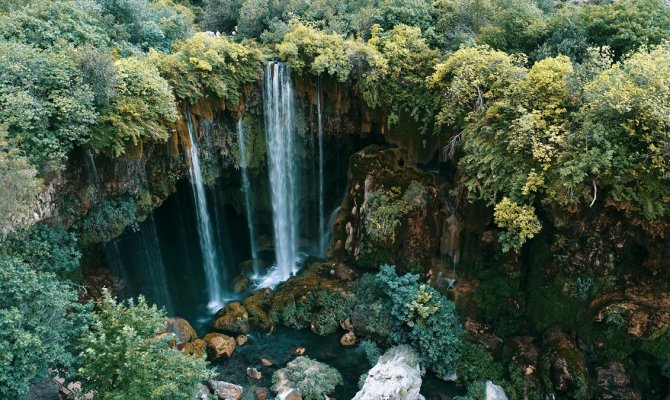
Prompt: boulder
<box><xmin>485</xmin><ymin>381</ymin><xmax>509</xmax><ymax>400</ymax></box>
<box><xmin>208</xmin><ymin>381</ymin><xmax>243</xmax><ymax>400</ymax></box>
<box><xmin>255</xmin><ymin>387</ymin><xmax>269</xmax><ymax>400</ymax></box>
<box><xmin>164</xmin><ymin>317</ymin><xmax>197</xmax><ymax>345</ymax></box>
<box><xmin>181</xmin><ymin>339</ymin><xmax>207</xmax><ymax>358</ymax></box>
<box><xmin>204</xmin><ymin>333</ymin><xmax>236</xmax><ymax>359</ymax></box>
<box><xmin>236</xmin><ymin>335</ymin><xmax>248</xmax><ymax>346</ymax></box>
<box><xmin>247</xmin><ymin>367</ymin><xmax>262</xmax><ymax>380</ymax></box>
<box><xmin>353</xmin><ymin>345</ymin><xmax>423</xmax><ymax>400</ymax></box>
<box><xmin>214</xmin><ymin>302</ymin><xmax>250</xmax><ymax>334</ymax></box>
<box><xmin>232</xmin><ymin>275</ymin><xmax>252</xmax><ymax>293</ymax></box>
<box><xmin>243</xmin><ymin>289</ymin><xmax>274</xmax><ymax>330</ymax></box>
<box><xmin>340</xmin><ymin>331</ymin><xmax>356</xmax><ymax>346</ymax></box>
<box><xmin>261</xmin><ymin>358</ymin><xmax>274</xmax><ymax>367</ymax></box>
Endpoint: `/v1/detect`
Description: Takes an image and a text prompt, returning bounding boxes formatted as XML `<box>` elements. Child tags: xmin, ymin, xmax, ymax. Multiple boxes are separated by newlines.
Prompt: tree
<box><xmin>1</xmin><ymin>223</ymin><xmax>80</xmax><ymax>273</ymax></box>
<box><xmin>0</xmin><ymin>128</ymin><xmax>42</xmax><ymax>235</ymax></box>
<box><xmin>77</xmin><ymin>290</ymin><xmax>213</xmax><ymax>399</ymax></box>
<box><xmin>0</xmin><ymin>256</ymin><xmax>90</xmax><ymax>398</ymax></box>
<box><xmin>92</xmin><ymin>56</ymin><xmax>177</xmax><ymax>156</ymax></box>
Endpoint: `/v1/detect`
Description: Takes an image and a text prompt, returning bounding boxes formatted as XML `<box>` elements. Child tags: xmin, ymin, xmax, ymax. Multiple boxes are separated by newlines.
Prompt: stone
<box><xmin>261</xmin><ymin>358</ymin><xmax>273</xmax><ymax>366</ymax></box>
<box><xmin>255</xmin><ymin>387</ymin><xmax>269</xmax><ymax>400</ymax></box>
<box><xmin>353</xmin><ymin>345</ymin><xmax>423</xmax><ymax>400</ymax></box>
<box><xmin>274</xmin><ymin>389</ymin><xmax>301</xmax><ymax>400</ymax></box>
<box><xmin>340</xmin><ymin>331</ymin><xmax>356</xmax><ymax>346</ymax></box>
<box><xmin>203</xmin><ymin>333</ymin><xmax>236</xmax><ymax>359</ymax></box>
<box><xmin>247</xmin><ymin>367</ymin><xmax>262</xmax><ymax>380</ymax></box>
<box><xmin>236</xmin><ymin>335</ymin><xmax>248</xmax><ymax>346</ymax></box>
<box><xmin>214</xmin><ymin>302</ymin><xmax>250</xmax><ymax>334</ymax></box>
<box><xmin>540</xmin><ymin>328</ymin><xmax>587</xmax><ymax>396</ymax></box>
<box><xmin>208</xmin><ymin>381</ymin><xmax>243</xmax><ymax>400</ymax></box>
<box><xmin>164</xmin><ymin>317</ymin><xmax>197</xmax><ymax>345</ymax></box>
<box><xmin>294</xmin><ymin>347</ymin><xmax>305</xmax><ymax>355</ymax></box>
<box><xmin>595</xmin><ymin>362</ymin><xmax>641</xmax><ymax>400</ymax></box>
<box><xmin>340</xmin><ymin>317</ymin><xmax>353</xmax><ymax>331</ymax></box>
<box><xmin>181</xmin><ymin>339</ymin><xmax>207</xmax><ymax>358</ymax></box>
<box><xmin>485</xmin><ymin>381</ymin><xmax>509</xmax><ymax>400</ymax></box>
<box><xmin>243</xmin><ymin>289</ymin><xmax>274</xmax><ymax>330</ymax></box>
<box><xmin>232</xmin><ymin>275</ymin><xmax>252</xmax><ymax>293</ymax></box>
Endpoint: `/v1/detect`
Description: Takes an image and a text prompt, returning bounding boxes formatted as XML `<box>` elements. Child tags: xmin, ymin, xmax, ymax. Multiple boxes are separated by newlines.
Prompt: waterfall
<box><xmin>184</xmin><ymin>107</ymin><xmax>225</xmax><ymax>310</ymax></box>
<box><xmin>316</xmin><ymin>79</ymin><xmax>326</xmax><ymax>258</ymax></box>
<box><xmin>140</xmin><ymin>215</ymin><xmax>173</xmax><ymax>312</ymax></box>
<box><xmin>237</xmin><ymin>118</ymin><xmax>260</xmax><ymax>274</ymax></box>
<box><xmin>263</xmin><ymin>62</ymin><xmax>299</xmax><ymax>280</ymax></box>
<box><xmin>323</xmin><ymin>205</ymin><xmax>341</xmax><ymax>256</ymax></box>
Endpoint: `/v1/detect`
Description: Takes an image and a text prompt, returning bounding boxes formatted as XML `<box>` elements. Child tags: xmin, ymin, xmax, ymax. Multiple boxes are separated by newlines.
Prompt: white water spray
<box><xmin>237</xmin><ymin>118</ymin><xmax>260</xmax><ymax>274</ymax></box>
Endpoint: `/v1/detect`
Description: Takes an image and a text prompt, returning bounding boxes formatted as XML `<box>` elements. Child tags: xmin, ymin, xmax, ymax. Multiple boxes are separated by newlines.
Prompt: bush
<box><xmin>2</xmin><ymin>223</ymin><xmax>80</xmax><ymax>273</ymax></box>
<box><xmin>271</xmin><ymin>356</ymin><xmax>342</xmax><ymax>400</ymax></box>
<box><xmin>278</xmin><ymin>290</ymin><xmax>356</xmax><ymax>335</ymax></box>
<box><xmin>76</xmin><ymin>198</ymin><xmax>138</xmax><ymax>245</ymax></box>
<box><xmin>77</xmin><ymin>290</ymin><xmax>213</xmax><ymax>399</ymax></box>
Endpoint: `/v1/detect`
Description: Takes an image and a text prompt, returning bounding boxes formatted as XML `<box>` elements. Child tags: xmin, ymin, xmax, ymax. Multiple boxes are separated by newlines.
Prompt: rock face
<box><xmin>353</xmin><ymin>345</ymin><xmax>424</xmax><ymax>400</ymax></box>
<box><xmin>203</xmin><ymin>333</ymin><xmax>236</xmax><ymax>359</ymax></box>
<box><xmin>540</xmin><ymin>328</ymin><xmax>587</xmax><ymax>396</ymax></box>
<box><xmin>214</xmin><ymin>302</ymin><xmax>250</xmax><ymax>334</ymax></box>
<box><xmin>591</xmin><ymin>287</ymin><xmax>670</xmax><ymax>339</ymax></box>
<box><xmin>331</xmin><ymin>147</ymin><xmax>441</xmax><ymax>273</ymax></box>
<box><xmin>485</xmin><ymin>381</ymin><xmax>509</xmax><ymax>400</ymax></box>
<box><xmin>208</xmin><ymin>381</ymin><xmax>243</xmax><ymax>400</ymax></box>
<box><xmin>595</xmin><ymin>362</ymin><xmax>641</xmax><ymax>400</ymax></box>
<box><xmin>164</xmin><ymin>317</ymin><xmax>197</xmax><ymax>345</ymax></box>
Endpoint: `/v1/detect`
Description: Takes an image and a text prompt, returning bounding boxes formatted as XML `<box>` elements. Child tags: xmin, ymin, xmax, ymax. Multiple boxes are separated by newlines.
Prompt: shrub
<box><xmin>2</xmin><ymin>223</ymin><xmax>80</xmax><ymax>273</ymax></box>
<box><xmin>271</xmin><ymin>356</ymin><xmax>342</xmax><ymax>400</ymax></box>
<box><xmin>76</xmin><ymin>198</ymin><xmax>138</xmax><ymax>245</ymax></box>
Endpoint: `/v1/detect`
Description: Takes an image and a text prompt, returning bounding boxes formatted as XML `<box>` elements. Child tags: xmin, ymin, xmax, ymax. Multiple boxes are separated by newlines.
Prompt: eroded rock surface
<box><xmin>353</xmin><ymin>345</ymin><xmax>424</xmax><ymax>400</ymax></box>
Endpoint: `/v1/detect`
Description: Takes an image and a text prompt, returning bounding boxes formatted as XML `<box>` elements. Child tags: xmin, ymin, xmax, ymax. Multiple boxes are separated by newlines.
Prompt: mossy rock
<box><xmin>180</xmin><ymin>338</ymin><xmax>207</xmax><ymax>359</ymax></box>
<box><xmin>164</xmin><ymin>317</ymin><xmax>197</xmax><ymax>345</ymax></box>
<box><xmin>214</xmin><ymin>302</ymin><xmax>250</xmax><ymax>334</ymax></box>
<box><xmin>243</xmin><ymin>288</ymin><xmax>274</xmax><ymax>330</ymax></box>
<box><xmin>203</xmin><ymin>333</ymin><xmax>236</xmax><ymax>359</ymax></box>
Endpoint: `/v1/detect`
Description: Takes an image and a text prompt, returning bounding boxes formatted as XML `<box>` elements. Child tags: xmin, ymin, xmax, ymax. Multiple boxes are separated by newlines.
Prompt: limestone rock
<box><xmin>208</xmin><ymin>381</ymin><xmax>243</xmax><ymax>400</ymax></box>
<box><xmin>261</xmin><ymin>358</ymin><xmax>273</xmax><ymax>366</ymax></box>
<box><xmin>214</xmin><ymin>302</ymin><xmax>250</xmax><ymax>334</ymax></box>
<box><xmin>164</xmin><ymin>317</ymin><xmax>197</xmax><ymax>345</ymax></box>
<box><xmin>236</xmin><ymin>335</ymin><xmax>248</xmax><ymax>346</ymax></box>
<box><xmin>204</xmin><ymin>333</ymin><xmax>236</xmax><ymax>359</ymax></box>
<box><xmin>353</xmin><ymin>345</ymin><xmax>423</xmax><ymax>400</ymax></box>
<box><xmin>247</xmin><ymin>367</ymin><xmax>262</xmax><ymax>380</ymax></box>
<box><xmin>340</xmin><ymin>331</ymin><xmax>356</xmax><ymax>346</ymax></box>
<box><xmin>485</xmin><ymin>381</ymin><xmax>509</xmax><ymax>400</ymax></box>
<box><xmin>181</xmin><ymin>338</ymin><xmax>207</xmax><ymax>358</ymax></box>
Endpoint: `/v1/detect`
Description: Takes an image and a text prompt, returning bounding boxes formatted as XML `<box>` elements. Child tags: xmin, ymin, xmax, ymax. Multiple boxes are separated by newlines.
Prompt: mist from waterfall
<box><xmin>237</xmin><ymin>118</ymin><xmax>260</xmax><ymax>274</ymax></box>
<box><xmin>185</xmin><ymin>107</ymin><xmax>225</xmax><ymax>310</ymax></box>
<box><xmin>263</xmin><ymin>62</ymin><xmax>299</xmax><ymax>282</ymax></box>
<box><xmin>317</xmin><ymin>79</ymin><xmax>326</xmax><ymax>258</ymax></box>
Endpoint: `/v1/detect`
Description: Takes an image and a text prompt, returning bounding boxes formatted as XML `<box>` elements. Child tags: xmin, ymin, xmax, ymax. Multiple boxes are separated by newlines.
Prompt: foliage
<box><xmin>93</xmin><ymin>56</ymin><xmax>177</xmax><ymax>156</ymax></box>
<box><xmin>154</xmin><ymin>32</ymin><xmax>262</xmax><ymax>104</ymax></box>
<box><xmin>0</xmin><ymin>41</ymin><xmax>97</xmax><ymax>169</ymax></box>
<box><xmin>278</xmin><ymin>290</ymin><xmax>355</xmax><ymax>335</ymax></box>
<box><xmin>456</xmin><ymin>341</ymin><xmax>505</xmax><ymax>387</ymax></box>
<box><xmin>271</xmin><ymin>356</ymin><xmax>342</xmax><ymax>400</ymax></box>
<box><xmin>370</xmin><ymin>265</ymin><xmax>462</xmax><ymax>376</ymax></box>
<box><xmin>277</xmin><ymin>21</ymin><xmax>352</xmax><ymax>82</ymax></box>
<box><xmin>76</xmin><ymin>198</ymin><xmax>138</xmax><ymax>245</ymax></box>
<box><xmin>1</xmin><ymin>223</ymin><xmax>80</xmax><ymax>273</ymax></box>
<box><xmin>0</xmin><ymin>256</ymin><xmax>90</xmax><ymax>399</ymax></box>
<box><xmin>493</xmin><ymin>198</ymin><xmax>542</xmax><ymax>252</ymax></box>
<box><xmin>77</xmin><ymin>290</ymin><xmax>213</xmax><ymax>399</ymax></box>
<box><xmin>359</xmin><ymin>339</ymin><xmax>382</xmax><ymax>366</ymax></box>
<box><xmin>0</xmin><ymin>129</ymin><xmax>42</xmax><ymax>234</ymax></box>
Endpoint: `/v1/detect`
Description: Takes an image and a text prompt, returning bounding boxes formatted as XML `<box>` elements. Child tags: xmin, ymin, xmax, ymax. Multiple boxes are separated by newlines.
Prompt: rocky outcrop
<box><xmin>594</xmin><ymin>362</ymin><xmax>641</xmax><ymax>400</ymax></box>
<box><xmin>207</xmin><ymin>381</ymin><xmax>243</xmax><ymax>400</ymax></box>
<box><xmin>214</xmin><ymin>302</ymin><xmax>250</xmax><ymax>334</ymax></box>
<box><xmin>244</xmin><ymin>288</ymin><xmax>274</xmax><ymax>330</ymax></box>
<box><xmin>203</xmin><ymin>333</ymin><xmax>236</xmax><ymax>359</ymax></box>
<box><xmin>353</xmin><ymin>345</ymin><xmax>424</xmax><ymax>400</ymax></box>
<box><xmin>540</xmin><ymin>328</ymin><xmax>588</xmax><ymax>397</ymax></box>
<box><xmin>331</xmin><ymin>147</ymin><xmax>441</xmax><ymax>273</ymax></box>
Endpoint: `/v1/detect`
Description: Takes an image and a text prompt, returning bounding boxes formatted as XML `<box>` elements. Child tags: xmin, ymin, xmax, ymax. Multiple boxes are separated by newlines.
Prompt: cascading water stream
<box><xmin>263</xmin><ymin>62</ymin><xmax>299</xmax><ymax>282</ymax></box>
<box><xmin>140</xmin><ymin>214</ymin><xmax>173</xmax><ymax>312</ymax></box>
<box><xmin>316</xmin><ymin>79</ymin><xmax>326</xmax><ymax>258</ymax></box>
<box><xmin>237</xmin><ymin>118</ymin><xmax>260</xmax><ymax>274</ymax></box>
<box><xmin>184</xmin><ymin>107</ymin><xmax>225</xmax><ymax>310</ymax></box>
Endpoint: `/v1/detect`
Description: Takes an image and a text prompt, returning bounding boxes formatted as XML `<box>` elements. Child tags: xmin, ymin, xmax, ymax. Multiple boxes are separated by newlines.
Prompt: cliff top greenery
<box><xmin>2</xmin><ymin>0</ymin><xmax>670</xmax><ymax>249</ymax></box>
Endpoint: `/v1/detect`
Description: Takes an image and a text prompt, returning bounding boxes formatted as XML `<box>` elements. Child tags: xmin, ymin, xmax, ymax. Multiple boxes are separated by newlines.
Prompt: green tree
<box><xmin>1</xmin><ymin>223</ymin><xmax>80</xmax><ymax>273</ymax></box>
<box><xmin>78</xmin><ymin>290</ymin><xmax>213</xmax><ymax>399</ymax></box>
<box><xmin>92</xmin><ymin>56</ymin><xmax>177</xmax><ymax>156</ymax></box>
<box><xmin>0</xmin><ymin>41</ymin><xmax>97</xmax><ymax>169</ymax></box>
<box><xmin>0</xmin><ymin>128</ymin><xmax>42</xmax><ymax>234</ymax></box>
<box><xmin>0</xmin><ymin>256</ymin><xmax>90</xmax><ymax>398</ymax></box>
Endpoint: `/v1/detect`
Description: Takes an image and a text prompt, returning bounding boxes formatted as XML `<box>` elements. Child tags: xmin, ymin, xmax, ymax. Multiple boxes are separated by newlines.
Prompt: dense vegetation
<box><xmin>1</xmin><ymin>0</ymin><xmax>670</xmax><ymax>398</ymax></box>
